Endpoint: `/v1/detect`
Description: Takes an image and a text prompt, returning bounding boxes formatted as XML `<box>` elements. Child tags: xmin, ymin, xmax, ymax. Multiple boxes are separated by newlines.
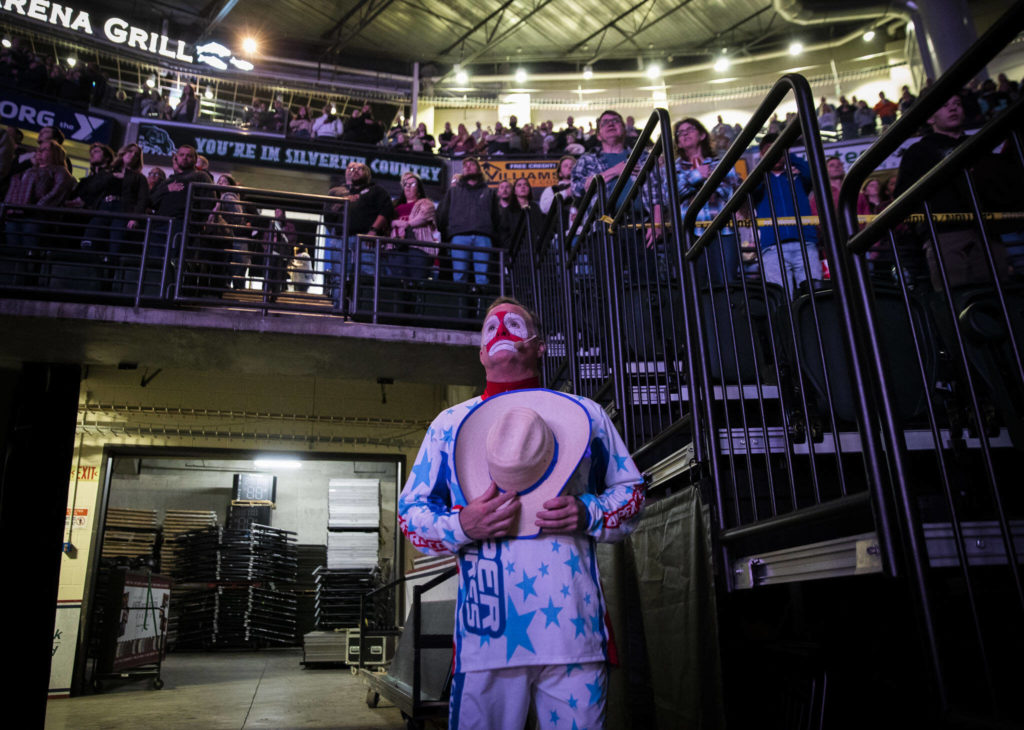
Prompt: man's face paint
<box><xmin>481</xmin><ymin>308</ymin><xmax>533</xmax><ymax>357</ymax></box>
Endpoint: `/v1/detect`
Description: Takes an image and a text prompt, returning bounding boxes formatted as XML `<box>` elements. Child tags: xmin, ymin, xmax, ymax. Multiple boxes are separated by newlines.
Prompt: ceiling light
<box><xmin>330</xmin><ymin>105</ymin><xmax>337</xmax><ymax>114</ymax></box>
<box><xmin>515</xmin><ymin>67</ymin><xmax>527</xmax><ymax>83</ymax></box>
<box><xmin>646</xmin><ymin>63</ymin><xmax>661</xmax><ymax>79</ymax></box>
<box><xmin>204</xmin><ymin>88</ymin><xmax>213</xmax><ymax>99</ymax></box>
<box><xmin>242</xmin><ymin>36</ymin><xmax>258</xmax><ymax>55</ymax></box>
<box><xmin>1</xmin><ymin>38</ymin><xmax>10</xmax><ymax>49</ymax></box>
<box><xmin>145</xmin><ymin>75</ymin><xmax>156</xmax><ymax>89</ymax></box>
<box><xmin>713</xmin><ymin>56</ymin><xmax>730</xmax><ymax>72</ymax></box>
<box><xmin>789</xmin><ymin>41</ymin><xmax>804</xmax><ymax>55</ymax></box>
<box><xmin>66</xmin><ymin>57</ymin><xmax>77</xmax><ymax>68</ymax></box>
<box><xmin>582</xmin><ymin>65</ymin><xmax>593</xmax><ymax>80</ymax></box>
<box><xmin>454</xmin><ymin>64</ymin><xmax>468</xmax><ymax>84</ymax></box>
<box><xmin>863</xmin><ymin>30</ymin><xmax>876</xmax><ymax>41</ymax></box>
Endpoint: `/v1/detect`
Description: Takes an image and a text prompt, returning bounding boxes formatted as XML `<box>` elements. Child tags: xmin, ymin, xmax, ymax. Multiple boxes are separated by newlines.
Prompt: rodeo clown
<box><xmin>398</xmin><ymin>296</ymin><xmax>646</xmax><ymax>729</ymax></box>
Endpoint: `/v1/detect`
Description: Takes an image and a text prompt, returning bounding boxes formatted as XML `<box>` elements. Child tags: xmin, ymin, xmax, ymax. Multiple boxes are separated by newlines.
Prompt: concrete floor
<box><xmin>45</xmin><ymin>649</ymin><xmax>413</xmax><ymax>730</ymax></box>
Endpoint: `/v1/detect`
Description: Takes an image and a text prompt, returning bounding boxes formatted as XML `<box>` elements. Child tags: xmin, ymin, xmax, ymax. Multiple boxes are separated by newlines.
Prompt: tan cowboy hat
<box><xmin>454</xmin><ymin>389</ymin><xmax>591</xmax><ymax>539</ymax></box>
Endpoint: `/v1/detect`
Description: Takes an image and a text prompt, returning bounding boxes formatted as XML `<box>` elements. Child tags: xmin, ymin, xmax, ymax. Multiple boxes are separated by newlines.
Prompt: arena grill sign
<box><xmin>0</xmin><ymin>0</ymin><xmax>253</xmax><ymax>69</ymax></box>
<box><xmin>136</xmin><ymin>123</ymin><xmax>446</xmax><ymax>183</ymax></box>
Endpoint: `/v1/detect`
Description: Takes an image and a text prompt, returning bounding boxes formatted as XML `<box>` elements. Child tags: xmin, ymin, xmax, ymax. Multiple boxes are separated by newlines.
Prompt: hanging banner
<box><xmin>135</xmin><ymin>122</ymin><xmax>447</xmax><ymax>183</ymax></box>
<box><xmin>0</xmin><ymin>89</ymin><xmax>113</xmax><ymax>143</ymax></box>
<box><xmin>478</xmin><ymin>159</ymin><xmax>560</xmax><ymax>188</ymax></box>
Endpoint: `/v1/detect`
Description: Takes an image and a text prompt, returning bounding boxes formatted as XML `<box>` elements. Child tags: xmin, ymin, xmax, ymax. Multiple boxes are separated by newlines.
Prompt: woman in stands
<box><xmin>146</xmin><ymin>167</ymin><xmax>166</xmax><ymax>192</ymax></box>
<box><xmin>857</xmin><ymin>178</ymin><xmax>887</xmax><ymax>217</ymax></box>
<box><xmin>312</xmin><ymin>103</ymin><xmax>343</xmax><ymax>140</ymax></box>
<box><xmin>503</xmin><ymin>177</ymin><xmax>544</xmax><ymax>251</ymax></box>
<box><xmin>410</xmin><ymin>123</ymin><xmax>435</xmax><ymax>154</ymax></box>
<box><xmin>209</xmin><ymin>174</ymin><xmax>253</xmax><ymax>290</ymax></box>
<box><xmin>171</xmin><ymin>84</ymin><xmax>198</xmax><ymax>123</ymax></box>
<box><xmin>664</xmin><ymin>117</ymin><xmax>741</xmax><ymax>286</ymax></box>
<box><xmin>387</xmin><ymin>171</ymin><xmax>438</xmax><ymax>280</ymax></box>
<box><xmin>289</xmin><ymin>106</ymin><xmax>313</xmax><ymax>138</ymax></box>
<box><xmin>539</xmin><ymin>155</ymin><xmax>576</xmax><ymax>218</ymax></box>
<box><xmin>449</xmin><ymin>123</ymin><xmax>476</xmax><ymax>157</ymax></box>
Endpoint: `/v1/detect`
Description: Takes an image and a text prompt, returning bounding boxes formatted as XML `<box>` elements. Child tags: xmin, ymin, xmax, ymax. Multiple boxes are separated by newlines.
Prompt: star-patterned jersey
<box><xmin>398</xmin><ymin>393</ymin><xmax>645</xmax><ymax>673</ymax></box>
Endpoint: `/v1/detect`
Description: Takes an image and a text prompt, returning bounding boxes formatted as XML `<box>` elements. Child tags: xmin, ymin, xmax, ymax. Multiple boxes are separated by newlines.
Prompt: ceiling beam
<box><xmin>437</xmin><ymin>0</ymin><xmax>520</xmax><ymax>58</ymax></box>
<box><xmin>565</xmin><ymin>0</ymin><xmax>654</xmax><ymax>56</ymax></box>
<box><xmin>322</xmin><ymin>0</ymin><xmax>399</xmax><ymax>56</ymax></box>
<box><xmin>585</xmin><ymin>0</ymin><xmax>700</xmax><ymax>64</ymax></box>
<box><xmin>451</xmin><ymin>0</ymin><xmax>560</xmax><ymax>68</ymax></box>
<box><xmin>196</xmin><ymin>0</ymin><xmax>242</xmax><ymax>42</ymax></box>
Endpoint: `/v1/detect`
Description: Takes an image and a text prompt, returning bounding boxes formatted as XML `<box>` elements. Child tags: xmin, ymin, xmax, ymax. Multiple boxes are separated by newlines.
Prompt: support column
<box><xmin>0</xmin><ymin>364</ymin><xmax>81</xmax><ymax>725</ymax></box>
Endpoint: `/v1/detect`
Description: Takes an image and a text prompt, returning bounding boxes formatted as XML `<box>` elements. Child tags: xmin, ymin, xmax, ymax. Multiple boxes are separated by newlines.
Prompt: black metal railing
<box><xmin>0</xmin><ymin>184</ymin><xmax>504</xmax><ymax>330</ymax></box>
<box><xmin>833</xmin><ymin>3</ymin><xmax>1024</xmax><ymax>720</ymax></box>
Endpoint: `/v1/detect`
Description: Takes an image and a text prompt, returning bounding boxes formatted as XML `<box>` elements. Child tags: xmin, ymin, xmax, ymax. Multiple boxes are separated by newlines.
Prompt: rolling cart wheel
<box><xmin>152</xmin><ymin>677</ymin><xmax>164</xmax><ymax>690</ymax></box>
<box><xmin>365</xmin><ymin>688</ymin><xmax>379</xmax><ymax>708</ymax></box>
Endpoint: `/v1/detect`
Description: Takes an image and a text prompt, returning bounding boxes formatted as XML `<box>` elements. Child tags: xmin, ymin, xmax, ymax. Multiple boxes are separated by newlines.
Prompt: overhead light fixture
<box><xmin>330</xmin><ymin>105</ymin><xmax>337</xmax><ymax>114</ymax></box>
<box><xmin>454</xmin><ymin>64</ymin><xmax>468</xmax><ymax>84</ymax></box>
<box><xmin>515</xmin><ymin>67</ymin><xmax>527</xmax><ymax>83</ymax></box>
<box><xmin>789</xmin><ymin>41</ymin><xmax>804</xmax><ymax>55</ymax></box>
<box><xmin>582</xmin><ymin>65</ymin><xmax>593</xmax><ymax>80</ymax></box>
<box><xmin>863</xmin><ymin>30</ymin><xmax>876</xmax><ymax>41</ymax></box>
<box><xmin>145</xmin><ymin>75</ymin><xmax>156</xmax><ymax>89</ymax></box>
<box><xmin>66</xmin><ymin>57</ymin><xmax>77</xmax><ymax>68</ymax></box>
<box><xmin>242</xmin><ymin>36</ymin><xmax>258</xmax><ymax>55</ymax></box>
<box><xmin>646</xmin><ymin>63</ymin><xmax>661</xmax><ymax>79</ymax></box>
<box><xmin>713</xmin><ymin>56</ymin><xmax>730</xmax><ymax>72</ymax></box>
<box><xmin>254</xmin><ymin>458</ymin><xmax>302</xmax><ymax>469</ymax></box>
<box><xmin>1</xmin><ymin>38</ymin><xmax>10</xmax><ymax>49</ymax></box>
<box><xmin>204</xmin><ymin>88</ymin><xmax>213</xmax><ymax>99</ymax></box>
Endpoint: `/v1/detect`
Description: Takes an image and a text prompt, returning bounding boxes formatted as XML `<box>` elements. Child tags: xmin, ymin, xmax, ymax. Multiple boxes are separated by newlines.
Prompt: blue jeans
<box><xmin>761</xmin><ymin>240</ymin><xmax>821</xmax><ymax>298</ymax></box>
<box><xmin>451</xmin><ymin>234</ymin><xmax>492</xmax><ymax>285</ymax></box>
<box><xmin>695</xmin><ymin>232</ymin><xmax>739</xmax><ymax>288</ymax></box>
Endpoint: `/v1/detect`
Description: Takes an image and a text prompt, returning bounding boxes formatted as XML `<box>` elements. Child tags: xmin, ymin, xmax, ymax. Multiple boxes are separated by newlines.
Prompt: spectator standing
<box><xmin>837</xmin><ymin>96</ymin><xmax>857</xmax><ymax>140</ymax></box>
<box><xmin>751</xmin><ymin>132</ymin><xmax>821</xmax><ymax>296</ymax></box>
<box><xmin>450</xmin><ymin>123</ymin><xmax>477</xmax><ymax>156</ymax></box>
<box><xmin>171</xmin><ymin>84</ymin><xmax>198</xmax><ymax>123</ymax></box>
<box><xmin>388</xmin><ymin>171</ymin><xmax>438</xmax><ymax>280</ymax></box>
<box><xmin>312</xmin><ymin>104</ymin><xmax>344</xmax><ymax>140</ymax></box>
<box><xmin>324</xmin><ymin>162</ymin><xmax>393</xmax><ymax>301</ymax></box>
<box><xmin>894</xmin><ymin>94</ymin><xmax>1021</xmax><ymax>290</ymax></box>
<box><xmin>817</xmin><ymin>97</ymin><xmax>837</xmax><ymax>132</ymax></box>
<box><xmin>410</xmin><ymin>123</ymin><xmax>435</xmax><ymax>154</ymax></box>
<box><xmin>436</xmin><ymin>157</ymin><xmax>500</xmax><ymax>286</ymax></box>
<box><xmin>874</xmin><ymin>91</ymin><xmax>899</xmax><ymax>127</ymax></box>
<box><xmin>146</xmin><ymin>167</ymin><xmax>166</xmax><ymax>192</ymax></box>
<box><xmin>666</xmin><ymin>117</ymin><xmax>742</xmax><ymax>286</ymax></box>
<box><xmin>855</xmin><ymin>99</ymin><xmax>877</xmax><ymax>136</ymax></box>
<box><xmin>503</xmin><ymin>177</ymin><xmax>543</xmax><ymax>252</ymax></box>
<box><xmin>438</xmin><ymin>122</ymin><xmax>455</xmax><ymax>151</ymax></box>
<box><xmin>539</xmin><ymin>155</ymin><xmax>575</xmax><ymax>217</ymax></box>
<box><xmin>289</xmin><ymin>106</ymin><xmax>313</xmax><ymax>138</ymax></box>
<box><xmin>857</xmin><ymin>178</ymin><xmax>886</xmax><ymax>216</ymax></box>
<box><xmin>899</xmin><ymin>85</ymin><xmax>917</xmax><ymax>114</ymax></box>
<box><xmin>3</xmin><ymin>139</ymin><xmax>75</xmax><ymax>284</ymax></box>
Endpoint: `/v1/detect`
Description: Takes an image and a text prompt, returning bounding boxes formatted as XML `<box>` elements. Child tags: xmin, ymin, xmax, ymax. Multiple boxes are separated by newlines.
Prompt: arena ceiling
<box><xmin>71</xmin><ymin>0</ymin><xmax>891</xmax><ymax>76</ymax></box>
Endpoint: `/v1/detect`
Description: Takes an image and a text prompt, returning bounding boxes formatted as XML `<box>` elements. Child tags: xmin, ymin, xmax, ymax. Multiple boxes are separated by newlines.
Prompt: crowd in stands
<box><xmin>2</xmin><ymin>62</ymin><xmax>1022</xmax><ymax>300</ymax></box>
<box><xmin>0</xmin><ymin>37</ymin><xmax>107</xmax><ymax>106</ymax></box>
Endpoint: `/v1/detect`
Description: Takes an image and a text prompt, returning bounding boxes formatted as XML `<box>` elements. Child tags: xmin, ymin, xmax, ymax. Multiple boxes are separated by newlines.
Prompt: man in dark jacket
<box><xmin>894</xmin><ymin>94</ymin><xmax>1020</xmax><ymax>290</ymax></box>
<box><xmin>437</xmin><ymin>157</ymin><xmax>500</xmax><ymax>285</ymax></box>
<box><xmin>324</xmin><ymin>162</ymin><xmax>394</xmax><ymax>290</ymax></box>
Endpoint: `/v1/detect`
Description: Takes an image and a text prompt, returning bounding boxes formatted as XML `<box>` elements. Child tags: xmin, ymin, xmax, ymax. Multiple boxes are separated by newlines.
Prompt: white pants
<box><xmin>450</xmin><ymin>662</ymin><xmax>607</xmax><ymax>730</ymax></box>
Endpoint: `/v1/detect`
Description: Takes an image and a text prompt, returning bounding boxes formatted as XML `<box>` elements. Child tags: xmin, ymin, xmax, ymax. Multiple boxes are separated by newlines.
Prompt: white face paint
<box><xmin>481</xmin><ymin>309</ymin><xmax>531</xmax><ymax>357</ymax></box>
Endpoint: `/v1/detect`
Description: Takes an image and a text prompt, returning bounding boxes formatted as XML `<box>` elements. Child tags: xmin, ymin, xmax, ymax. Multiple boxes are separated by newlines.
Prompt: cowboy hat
<box><xmin>454</xmin><ymin>389</ymin><xmax>591</xmax><ymax>538</ymax></box>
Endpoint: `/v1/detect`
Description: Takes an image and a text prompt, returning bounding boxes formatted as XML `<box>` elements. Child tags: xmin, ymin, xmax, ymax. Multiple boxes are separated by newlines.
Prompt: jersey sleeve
<box><xmin>577</xmin><ymin>404</ymin><xmax>646</xmax><ymax>543</ymax></box>
<box><xmin>397</xmin><ymin>413</ymin><xmax>473</xmax><ymax>556</ymax></box>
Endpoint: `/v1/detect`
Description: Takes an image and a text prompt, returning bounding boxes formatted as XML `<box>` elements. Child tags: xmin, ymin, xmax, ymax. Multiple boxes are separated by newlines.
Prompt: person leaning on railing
<box><xmin>3</xmin><ymin>138</ymin><xmax>75</xmax><ymax>286</ymax></box>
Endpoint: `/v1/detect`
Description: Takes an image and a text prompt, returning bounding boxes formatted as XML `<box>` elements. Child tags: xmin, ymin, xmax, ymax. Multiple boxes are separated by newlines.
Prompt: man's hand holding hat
<box><xmin>459</xmin><ymin>481</ymin><xmax>521</xmax><ymax>540</ymax></box>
